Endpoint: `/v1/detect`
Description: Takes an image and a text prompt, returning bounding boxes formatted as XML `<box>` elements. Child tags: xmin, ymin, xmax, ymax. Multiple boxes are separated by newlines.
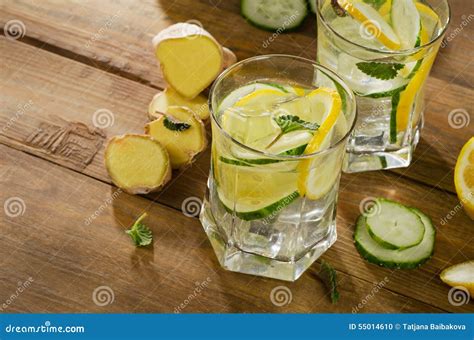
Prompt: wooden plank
<box><xmin>0</xmin><ymin>37</ymin><xmax>204</xmax><ymax>212</ymax></box>
<box><xmin>1</xmin><ymin>0</ymin><xmax>473</xmax><ymax>88</ymax></box>
<box><xmin>0</xmin><ymin>1</ymin><xmax>474</xmax><ymax>192</ymax></box>
<box><xmin>165</xmin><ymin>149</ymin><xmax>474</xmax><ymax>313</ymax></box>
<box><xmin>0</xmin><ymin>144</ymin><xmax>443</xmax><ymax>313</ymax></box>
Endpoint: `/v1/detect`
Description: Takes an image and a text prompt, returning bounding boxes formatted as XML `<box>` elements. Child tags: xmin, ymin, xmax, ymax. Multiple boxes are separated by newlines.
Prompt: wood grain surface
<box><xmin>0</xmin><ymin>0</ymin><xmax>473</xmax><ymax>313</ymax></box>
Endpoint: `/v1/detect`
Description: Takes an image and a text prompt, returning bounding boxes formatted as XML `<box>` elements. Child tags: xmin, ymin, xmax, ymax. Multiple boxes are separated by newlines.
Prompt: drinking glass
<box><xmin>200</xmin><ymin>55</ymin><xmax>356</xmax><ymax>281</ymax></box>
<box><xmin>316</xmin><ymin>0</ymin><xmax>450</xmax><ymax>172</ymax></box>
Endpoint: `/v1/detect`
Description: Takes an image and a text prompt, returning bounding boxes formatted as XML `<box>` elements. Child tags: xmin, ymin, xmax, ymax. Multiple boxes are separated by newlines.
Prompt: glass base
<box><xmin>343</xmin><ymin>119</ymin><xmax>421</xmax><ymax>173</ymax></box>
<box><xmin>200</xmin><ymin>198</ymin><xmax>337</xmax><ymax>282</ymax></box>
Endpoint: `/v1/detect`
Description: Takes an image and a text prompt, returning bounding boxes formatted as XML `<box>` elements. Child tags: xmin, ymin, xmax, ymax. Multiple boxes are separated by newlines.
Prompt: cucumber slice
<box><xmin>391</xmin><ymin>0</ymin><xmax>421</xmax><ymax>49</ymax></box>
<box><xmin>241</xmin><ymin>0</ymin><xmax>308</xmax><ymax>32</ymax></box>
<box><xmin>366</xmin><ymin>198</ymin><xmax>425</xmax><ymax>250</ymax></box>
<box><xmin>309</xmin><ymin>0</ymin><xmax>317</xmax><ymax>13</ymax></box>
<box><xmin>218</xmin><ymin>189</ymin><xmax>299</xmax><ymax>221</ymax></box>
<box><xmin>354</xmin><ymin>208</ymin><xmax>435</xmax><ymax>269</ymax></box>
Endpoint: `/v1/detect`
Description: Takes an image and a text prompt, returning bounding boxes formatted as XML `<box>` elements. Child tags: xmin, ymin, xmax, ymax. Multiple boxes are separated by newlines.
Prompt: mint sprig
<box><xmin>356</xmin><ymin>62</ymin><xmax>404</xmax><ymax>80</ymax></box>
<box><xmin>318</xmin><ymin>260</ymin><xmax>340</xmax><ymax>304</ymax></box>
<box><xmin>274</xmin><ymin>115</ymin><xmax>319</xmax><ymax>134</ymax></box>
<box><xmin>126</xmin><ymin>213</ymin><xmax>152</xmax><ymax>247</ymax></box>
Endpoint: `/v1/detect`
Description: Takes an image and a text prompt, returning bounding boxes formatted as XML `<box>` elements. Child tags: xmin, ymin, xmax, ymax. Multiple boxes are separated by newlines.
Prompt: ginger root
<box><xmin>145</xmin><ymin>106</ymin><xmax>207</xmax><ymax>169</ymax></box>
<box><xmin>148</xmin><ymin>87</ymin><xmax>210</xmax><ymax>121</ymax></box>
<box><xmin>152</xmin><ymin>22</ymin><xmax>237</xmax><ymax>99</ymax></box>
<box><xmin>105</xmin><ymin>134</ymin><xmax>171</xmax><ymax>194</ymax></box>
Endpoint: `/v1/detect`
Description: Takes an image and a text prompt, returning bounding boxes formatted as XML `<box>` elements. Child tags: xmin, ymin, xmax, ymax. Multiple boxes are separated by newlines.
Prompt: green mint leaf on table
<box><xmin>126</xmin><ymin>213</ymin><xmax>152</xmax><ymax>247</ymax></box>
<box><xmin>362</xmin><ymin>0</ymin><xmax>386</xmax><ymax>10</ymax></box>
<box><xmin>318</xmin><ymin>260</ymin><xmax>340</xmax><ymax>304</ymax></box>
<box><xmin>274</xmin><ymin>115</ymin><xmax>319</xmax><ymax>134</ymax></box>
<box><xmin>356</xmin><ymin>62</ymin><xmax>404</xmax><ymax>80</ymax></box>
<box><xmin>163</xmin><ymin>116</ymin><xmax>191</xmax><ymax>131</ymax></box>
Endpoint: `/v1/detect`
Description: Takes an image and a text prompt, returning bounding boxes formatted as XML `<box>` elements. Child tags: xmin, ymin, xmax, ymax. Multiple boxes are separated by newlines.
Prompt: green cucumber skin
<box><xmin>390</xmin><ymin>90</ymin><xmax>401</xmax><ymax>144</ymax></box>
<box><xmin>219</xmin><ymin>144</ymin><xmax>307</xmax><ymax>166</ymax></box>
<box><xmin>357</xmin><ymin>84</ymin><xmax>407</xmax><ymax>99</ymax></box>
<box><xmin>261</xmin><ymin>82</ymin><xmax>290</xmax><ymax>93</ymax></box>
<box><xmin>220</xmin><ymin>191</ymin><xmax>299</xmax><ymax>221</ymax></box>
<box><xmin>354</xmin><ymin>211</ymin><xmax>435</xmax><ymax>269</ymax></box>
<box><xmin>365</xmin><ymin>198</ymin><xmax>425</xmax><ymax>250</ymax></box>
<box><xmin>240</xmin><ymin>0</ymin><xmax>308</xmax><ymax>32</ymax></box>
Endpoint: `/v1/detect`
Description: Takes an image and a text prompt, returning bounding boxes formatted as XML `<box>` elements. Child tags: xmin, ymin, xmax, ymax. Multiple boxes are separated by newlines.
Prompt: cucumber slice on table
<box><xmin>241</xmin><ymin>0</ymin><xmax>308</xmax><ymax>31</ymax></box>
<box><xmin>366</xmin><ymin>198</ymin><xmax>425</xmax><ymax>250</ymax></box>
<box><xmin>354</xmin><ymin>208</ymin><xmax>435</xmax><ymax>269</ymax></box>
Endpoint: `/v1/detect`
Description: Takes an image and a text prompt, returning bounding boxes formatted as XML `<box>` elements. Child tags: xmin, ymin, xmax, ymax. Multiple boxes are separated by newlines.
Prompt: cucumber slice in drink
<box><xmin>241</xmin><ymin>0</ymin><xmax>308</xmax><ymax>31</ymax></box>
<box><xmin>391</xmin><ymin>0</ymin><xmax>421</xmax><ymax>49</ymax></box>
<box><xmin>366</xmin><ymin>198</ymin><xmax>425</xmax><ymax>249</ymax></box>
<box><xmin>354</xmin><ymin>208</ymin><xmax>435</xmax><ymax>269</ymax></box>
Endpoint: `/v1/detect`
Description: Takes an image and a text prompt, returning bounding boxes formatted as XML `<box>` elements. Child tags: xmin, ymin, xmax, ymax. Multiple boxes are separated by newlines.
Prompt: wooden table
<box><xmin>1</xmin><ymin>0</ymin><xmax>473</xmax><ymax>313</ymax></box>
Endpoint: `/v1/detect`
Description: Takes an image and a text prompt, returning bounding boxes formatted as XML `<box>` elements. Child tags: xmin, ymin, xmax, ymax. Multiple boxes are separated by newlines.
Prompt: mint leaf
<box><xmin>356</xmin><ymin>62</ymin><xmax>404</xmax><ymax>80</ymax></box>
<box><xmin>163</xmin><ymin>116</ymin><xmax>191</xmax><ymax>131</ymax></box>
<box><xmin>362</xmin><ymin>0</ymin><xmax>386</xmax><ymax>10</ymax></box>
<box><xmin>126</xmin><ymin>213</ymin><xmax>152</xmax><ymax>247</ymax></box>
<box><xmin>318</xmin><ymin>260</ymin><xmax>340</xmax><ymax>304</ymax></box>
<box><xmin>274</xmin><ymin>115</ymin><xmax>319</xmax><ymax>134</ymax></box>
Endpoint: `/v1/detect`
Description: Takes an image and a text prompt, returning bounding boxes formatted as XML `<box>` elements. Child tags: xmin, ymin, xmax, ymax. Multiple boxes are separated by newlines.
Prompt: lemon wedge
<box><xmin>440</xmin><ymin>261</ymin><xmax>474</xmax><ymax>296</ymax></box>
<box><xmin>455</xmin><ymin>137</ymin><xmax>474</xmax><ymax>220</ymax></box>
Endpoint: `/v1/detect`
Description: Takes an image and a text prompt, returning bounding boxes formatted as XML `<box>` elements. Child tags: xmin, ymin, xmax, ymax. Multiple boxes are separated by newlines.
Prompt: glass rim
<box><xmin>209</xmin><ymin>54</ymin><xmax>358</xmax><ymax>160</ymax></box>
<box><xmin>315</xmin><ymin>0</ymin><xmax>451</xmax><ymax>56</ymax></box>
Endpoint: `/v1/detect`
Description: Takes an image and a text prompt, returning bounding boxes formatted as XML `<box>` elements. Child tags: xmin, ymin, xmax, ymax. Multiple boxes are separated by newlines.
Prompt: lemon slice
<box><xmin>235</xmin><ymin>88</ymin><xmax>287</xmax><ymax>109</ymax></box>
<box><xmin>395</xmin><ymin>41</ymin><xmax>438</xmax><ymax>134</ymax></box>
<box><xmin>221</xmin><ymin>88</ymin><xmax>287</xmax><ymax>150</ymax></box>
<box><xmin>337</xmin><ymin>0</ymin><xmax>401</xmax><ymax>50</ymax></box>
<box><xmin>415</xmin><ymin>2</ymin><xmax>440</xmax><ymax>38</ymax></box>
<box><xmin>297</xmin><ymin>88</ymin><xmax>343</xmax><ymax>199</ymax></box>
<box><xmin>440</xmin><ymin>261</ymin><xmax>474</xmax><ymax>296</ymax></box>
<box><xmin>391</xmin><ymin>0</ymin><xmax>421</xmax><ymax>49</ymax></box>
<box><xmin>455</xmin><ymin>137</ymin><xmax>474</xmax><ymax>220</ymax></box>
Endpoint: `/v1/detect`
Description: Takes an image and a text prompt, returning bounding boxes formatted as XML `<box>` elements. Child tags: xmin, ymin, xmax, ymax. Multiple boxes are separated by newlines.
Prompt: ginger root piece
<box><xmin>105</xmin><ymin>134</ymin><xmax>171</xmax><ymax>194</ymax></box>
<box><xmin>153</xmin><ymin>23</ymin><xmax>224</xmax><ymax>99</ymax></box>
<box><xmin>145</xmin><ymin>106</ymin><xmax>207</xmax><ymax>169</ymax></box>
<box><xmin>148</xmin><ymin>87</ymin><xmax>210</xmax><ymax>121</ymax></box>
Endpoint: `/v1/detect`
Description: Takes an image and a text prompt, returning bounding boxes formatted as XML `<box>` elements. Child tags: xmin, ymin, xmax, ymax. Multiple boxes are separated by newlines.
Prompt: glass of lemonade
<box><xmin>200</xmin><ymin>55</ymin><xmax>356</xmax><ymax>281</ymax></box>
<box><xmin>316</xmin><ymin>0</ymin><xmax>450</xmax><ymax>172</ymax></box>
